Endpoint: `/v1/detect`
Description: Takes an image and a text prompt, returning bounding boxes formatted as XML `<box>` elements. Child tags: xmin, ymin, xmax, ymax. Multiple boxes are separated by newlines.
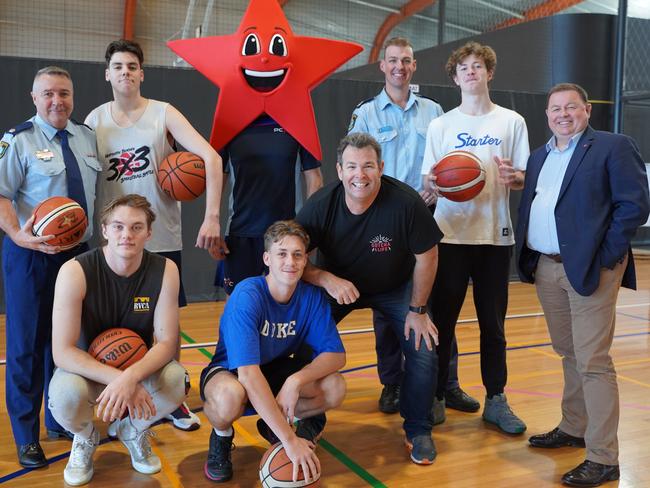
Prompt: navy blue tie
<box><xmin>56</xmin><ymin>129</ymin><xmax>88</xmax><ymax>215</ymax></box>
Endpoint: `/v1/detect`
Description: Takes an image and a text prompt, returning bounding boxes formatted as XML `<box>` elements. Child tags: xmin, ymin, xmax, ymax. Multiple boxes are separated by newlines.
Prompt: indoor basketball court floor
<box><xmin>0</xmin><ymin>257</ymin><xmax>648</xmax><ymax>487</ymax></box>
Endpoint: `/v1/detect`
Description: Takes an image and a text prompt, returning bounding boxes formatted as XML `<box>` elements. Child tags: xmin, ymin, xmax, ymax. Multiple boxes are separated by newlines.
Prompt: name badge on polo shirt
<box><xmin>35</xmin><ymin>149</ymin><xmax>54</xmax><ymax>161</ymax></box>
<box><xmin>378</xmin><ymin>126</ymin><xmax>393</xmax><ymax>133</ymax></box>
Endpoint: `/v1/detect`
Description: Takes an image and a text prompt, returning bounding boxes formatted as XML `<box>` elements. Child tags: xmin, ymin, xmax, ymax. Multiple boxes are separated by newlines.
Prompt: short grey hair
<box><xmin>336</xmin><ymin>133</ymin><xmax>382</xmax><ymax>165</ymax></box>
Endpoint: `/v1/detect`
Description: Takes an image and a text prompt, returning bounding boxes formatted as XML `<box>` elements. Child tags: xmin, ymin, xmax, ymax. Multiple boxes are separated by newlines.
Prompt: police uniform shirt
<box><xmin>348</xmin><ymin>89</ymin><xmax>443</xmax><ymax>192</ymax></box>
<box><xmin>0</xmin><ymin>115</ymin><xmax>101</xmax><ymax>241</ymax></box>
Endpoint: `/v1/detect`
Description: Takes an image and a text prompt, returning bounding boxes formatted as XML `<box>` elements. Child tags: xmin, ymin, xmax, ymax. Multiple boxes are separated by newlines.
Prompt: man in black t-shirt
<box><xmin>49</xmin><ymin>194</ymin><xmax>188</xmax><ymax>486</ymax></box>
<box><xmin>296</xmin><ymin>133</ymin><xmax>442</xmax><ymax>465</ymax></box>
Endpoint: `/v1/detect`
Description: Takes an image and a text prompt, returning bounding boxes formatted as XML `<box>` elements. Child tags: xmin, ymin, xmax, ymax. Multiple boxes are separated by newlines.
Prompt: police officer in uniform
<box><xmin>0</xmin><ymin>66</ymin><xmax>100</xmax><ymax>468</ymax></box>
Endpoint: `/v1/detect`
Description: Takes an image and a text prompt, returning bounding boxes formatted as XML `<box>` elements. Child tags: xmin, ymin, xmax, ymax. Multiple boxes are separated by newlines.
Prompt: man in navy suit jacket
<box><xmin>515</xmin><ymin>83</ymin><xmax>649</xmax><ymax>488</ymax></box>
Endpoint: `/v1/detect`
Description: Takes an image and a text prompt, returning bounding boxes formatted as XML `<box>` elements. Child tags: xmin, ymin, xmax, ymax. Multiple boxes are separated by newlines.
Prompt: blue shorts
<box><xmin>156</xmin><ymin>250</ymin><xmax>187</xmax><ymax>307</ymax></box>
<box><xmin>214</xmin><ymin>235</ymin><xmax>267</xmax><ymax>295</ymax></box>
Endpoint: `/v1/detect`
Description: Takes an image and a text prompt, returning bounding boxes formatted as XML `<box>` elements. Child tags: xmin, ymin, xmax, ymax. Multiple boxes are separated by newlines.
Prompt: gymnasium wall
<box><xmin>1</xmin><ymin>14</ymin><xmax>648</xmax><ymax>309</ymax></box>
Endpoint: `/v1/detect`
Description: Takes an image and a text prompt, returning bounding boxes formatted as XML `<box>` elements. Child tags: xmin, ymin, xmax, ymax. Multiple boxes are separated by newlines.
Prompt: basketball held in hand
<box><xmin>32</xmin><ymin>196</ymin><xmax>87</xmax><ymax>250</ymax></box>
<box><xmin>259</xmin><ymin>442</ymin><xmax>321</xmax><ymax>487</ymax></box>
<box><xmin>157</xmin><ymin>151</ymin><xmax>206</xmax><ymax>201</ymax></box>
<box><xmin>433</xmin><ymin>150</ymin><xmax>486</xmax><ymax>202</ymax></box>
<box><xmin>88</xmin><ymin>328</ymin><xmax>147</xmax><ymax>370</ymax></box>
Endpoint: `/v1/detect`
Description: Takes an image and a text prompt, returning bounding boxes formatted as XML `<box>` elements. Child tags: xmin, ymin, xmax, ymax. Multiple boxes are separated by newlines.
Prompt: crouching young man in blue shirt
<box><xmin>200</xmin><ymin>220</ymin><xmax>346</xmax><ymax>483</ymax></box>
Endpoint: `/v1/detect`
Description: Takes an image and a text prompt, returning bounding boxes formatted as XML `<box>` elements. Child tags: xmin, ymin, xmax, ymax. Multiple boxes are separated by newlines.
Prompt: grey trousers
<box><xmin>534</xmin><ymin>255</ymin><xmax>626</xmax><ymax>465</ymax></box>
<box><xmin>48</xmin><ymin>360</ymin><xmax>187</xmax><ymax>434</ymax></box>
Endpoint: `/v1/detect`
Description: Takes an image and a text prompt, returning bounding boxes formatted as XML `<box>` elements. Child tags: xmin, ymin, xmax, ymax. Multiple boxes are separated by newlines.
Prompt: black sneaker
<box><xmin>445</xmin><ymin>387</ymin><xmax>480</xmax><ymax>413</ymax></box>
<box><xmin>295</xmin><ymin>413</ymin><xmax>326</xmax><ymax>444</ymax></box>
<box><xmin>378</xmin><ymin>384</ymin><xmax>400</xmax><ymax>414</ymax></box>
<box><xmin>256</xmin><ymin>418</ymin><xmax>280</xmax><ymax>445</ymax></box>
<box><xmin>204</xmin><ymin>430</ymin><xmax>233</xmax><ymax>482</ymax></box>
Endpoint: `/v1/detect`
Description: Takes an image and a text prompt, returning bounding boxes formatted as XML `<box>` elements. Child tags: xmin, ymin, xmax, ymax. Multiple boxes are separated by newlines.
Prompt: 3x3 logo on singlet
<box><xmin>106</xmin><ymin>145</ymin><xmax>152</xmax><ymax>182</ymax></box>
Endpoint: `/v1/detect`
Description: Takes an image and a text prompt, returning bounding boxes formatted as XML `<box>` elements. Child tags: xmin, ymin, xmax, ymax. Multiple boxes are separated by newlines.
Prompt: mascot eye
<box><xmin>269</xmin><ymin>34</ymin><xmax>287</xmax><ymax>56</ymax></box>
<box><xmin>242</xmin><ymin>33</ymin><xmax>261</xmax><ymax>56</ymax></box>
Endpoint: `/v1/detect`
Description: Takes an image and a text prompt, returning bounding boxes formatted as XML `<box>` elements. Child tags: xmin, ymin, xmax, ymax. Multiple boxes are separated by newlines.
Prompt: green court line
<box><xmin>180</xmin><ymin>330</ymin><xmax>214</xmax><ymax>360</ymax></box>
<box><xmin>319</xmin><ymin>438</ymin><xmax>387</xmax><ymax>487</ymax></box>
<box><xmin>180</xmin><ymin>329</ymin><xmax>387</xmax><ymax>487</ymax></box>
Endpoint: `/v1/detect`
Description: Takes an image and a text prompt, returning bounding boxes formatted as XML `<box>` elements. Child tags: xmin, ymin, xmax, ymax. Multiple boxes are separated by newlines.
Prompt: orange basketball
<box><xmin>88</xmin><ymin>328</ymin><xmax>147</xmax><ymax>370</ymax></box>
<box><xmin>433</xmin><ymin>150</ymin><xmax>486</xmax><ymax>202</ymax></box>
<box><xmin>259</xmin><ymin>443</ymin><xmax>320</xmax><ymax>487</ymax></box>
<box><xmin>32</xmin><ymin>196</ymin><xmax>87</xmax><ymax>250</ymax></box>
<box><xmin>157</xmin><ymin>151</ymin><xmax>206</xmax><ymax>201</ymax></box>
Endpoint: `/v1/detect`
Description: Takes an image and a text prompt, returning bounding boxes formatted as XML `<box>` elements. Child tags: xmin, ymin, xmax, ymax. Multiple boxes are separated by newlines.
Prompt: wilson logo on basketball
<box><xmin>133</xmin><ymin>296</ymin><xmax>150</xmax><ymax>312</ymax></box>
<box><xmin>370</xmin><ymin>234</ymin><xmax>392</xmax><ymax>253</ymax></box>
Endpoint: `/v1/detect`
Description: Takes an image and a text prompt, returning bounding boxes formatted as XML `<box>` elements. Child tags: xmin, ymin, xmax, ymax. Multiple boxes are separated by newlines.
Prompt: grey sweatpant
<box><xmin>48</xmin><ymin>360</ymin><xmax>187</xmax><ymax>433</ymax></box>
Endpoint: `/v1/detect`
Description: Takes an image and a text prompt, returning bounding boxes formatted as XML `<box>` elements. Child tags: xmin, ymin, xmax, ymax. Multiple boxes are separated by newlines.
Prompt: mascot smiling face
<box><xmin>167</xmin><ymin>0</ymin><xmax>362</xmax><ymax>159</ymax></box>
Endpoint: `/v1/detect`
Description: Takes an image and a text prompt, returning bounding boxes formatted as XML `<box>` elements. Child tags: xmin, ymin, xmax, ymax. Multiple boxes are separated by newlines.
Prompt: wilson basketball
<box><xmin>32</xmin><ymin>196</ymin><xmax>87</xmax><ymax>250</ymax></box>
<box><xmin>88</xmin><ymin>328</ymin><xmax>148</xmax><ymax>370</ymax></box>
<box><xmin>433</xmin><ymin>150</ymin><xmax>486</xmax><ymax>202</ymax></box>
<box><xmin>259</xmin><ymin>443</ymin><xmax>321</xmax><ymax>487</ymax></box>
<box><xmin>157</xmin><ymin>151</ymin><xmax>206</xmax><ymax>201</ymax></box>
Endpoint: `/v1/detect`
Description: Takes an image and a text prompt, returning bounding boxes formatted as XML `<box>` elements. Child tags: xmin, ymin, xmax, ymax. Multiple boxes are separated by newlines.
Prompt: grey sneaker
<box><xmin>64</xmin><ymin>428</ymin><xmax>99</xmax><ymax>486</ymax></box>
<box><xmin>431</xmin><ymin>398</ymin><xmax>446</xmax><ymax>426</ymax></box>
<box><xmin>116</xmin><ymin>418</ymin><xmax>161</xmax><ymax>474</ymax></box>
<box><xmin>482</xmin><ymin>393</ymin><xmax>526</xmax><ymax>434</ymax></box>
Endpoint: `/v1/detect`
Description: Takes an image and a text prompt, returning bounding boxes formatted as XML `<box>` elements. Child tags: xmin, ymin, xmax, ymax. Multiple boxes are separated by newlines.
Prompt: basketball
<box><xmin>157</xmin><ymin>151</ymin><xmax>206</xmax><ymax>201</ymax></box>
<box><xmin>259</xmin><ymin>443</ymin><xmax>321</xmax><ymax>488</ymax></box>
<box><xmin>32</xmin><ymin>196</ymin><xmax>87</xmax><ymax>250</ymax></box>
<box><xmin>433</xmin><ymin>150</ymin><xmax>486</xmax><ymax>202</ymax></box>
<box><xmin>88</xmin><ymin>328</ymin><xmax>148</xmax><ymax>370</ymax></box>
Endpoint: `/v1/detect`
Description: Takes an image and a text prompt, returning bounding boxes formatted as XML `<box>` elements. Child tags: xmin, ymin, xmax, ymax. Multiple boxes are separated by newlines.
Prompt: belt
<box><xmin>543</xmin><ymin>253</ymin><xmax>562</xmax><ymax>263</ymax></box>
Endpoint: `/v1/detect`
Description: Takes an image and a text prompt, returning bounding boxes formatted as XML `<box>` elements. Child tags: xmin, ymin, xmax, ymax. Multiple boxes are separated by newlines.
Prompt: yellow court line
<box><xmin>150</xmin><ymin>439</ymin><xmax>184</xmax><ymax>488</ymax></box>
<box><xmin>233</xmin><ymin>420</ymin><xmax>268</xmax><ymax>453</ymax></box>
<box><xmin>616</xmin><ymin>374</ymin><xmax>650</xmax><ymax>389</ymax></box>
<box><xmin>528</xmin><ymin>348</ymin><xmax>560</xmax><ymax>360</ymax></box>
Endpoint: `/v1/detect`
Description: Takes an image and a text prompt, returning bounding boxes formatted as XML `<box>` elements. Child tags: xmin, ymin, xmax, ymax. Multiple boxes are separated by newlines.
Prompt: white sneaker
<box><xmin>165</xmin><ymin>402</ymin><xmax>201</xmax><ymax>431</ymax></box>
<box><xmin>64</xmin><ymin>428</ymin><xmax>99</xmax><ymax>486</ymax></box>
<box><xmin>116</xmin><ymin>418</ymin><xmax>161</xmax><ymax>474</ymax></box>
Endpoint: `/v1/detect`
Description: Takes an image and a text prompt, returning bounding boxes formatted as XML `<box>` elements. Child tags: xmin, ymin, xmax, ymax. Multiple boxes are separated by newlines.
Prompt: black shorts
<box><xmin>214</xmin><ymin>235</ymin><xmax>267</xmax><ymax>294</ymax></box>
<box><xmin>199</xmin><ymin>355</ymin><xmax>309</xmax><ymax>402</ymax></box>
<box><xmin>157</xmin><ymin>250</ymin><xmax>188</xmax><ymax>307</ymax></box>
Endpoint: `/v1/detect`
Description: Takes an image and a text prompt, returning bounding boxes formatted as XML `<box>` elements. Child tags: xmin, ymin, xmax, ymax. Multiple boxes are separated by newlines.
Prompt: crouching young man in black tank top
<box><xmin>48</xmin><ymin>194</ymin><xmax>188</xmax><ymax>486</ymax></box>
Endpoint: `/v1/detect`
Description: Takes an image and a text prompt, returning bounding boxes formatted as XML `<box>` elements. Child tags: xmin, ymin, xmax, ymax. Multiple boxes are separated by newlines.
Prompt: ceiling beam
<box><xmin>491</xmin><ymin>0</ymin><xmax>585</xmax><ymax>30</ymax></box>
<box><xmin>369</xmin><ymin>0</ymin><xmax>438</xmax><ymax>63</ymax></box>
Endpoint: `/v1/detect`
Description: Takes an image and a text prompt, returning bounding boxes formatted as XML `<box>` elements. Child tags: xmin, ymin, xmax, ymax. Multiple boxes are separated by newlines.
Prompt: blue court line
<box><xmin>340</xmin><ymin>330</ymin><xmax>650</xmax><ymax>374</ymax></box>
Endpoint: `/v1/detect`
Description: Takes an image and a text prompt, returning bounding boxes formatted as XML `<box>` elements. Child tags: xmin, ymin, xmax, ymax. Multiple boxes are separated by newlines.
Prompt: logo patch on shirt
<box><xmin>348</xmin><ymin>114</ymin><xmax>357</xmax><ymax>132</ymax></box>
<box><xmin>261</xmin><ymin>320</ymin><xmax>296</xmax><ymax>338</ymax></box>
<box><xmin>0</xmin><ymin>141</ymin><xmax>8</xmax><ymax>159</ymax></box>
<box><xmin>273</xmin><ymin>127</ymin><xmax>285</xmax><ymax>133</ymax></box>
<box><xmin>35</xmin><ymin>149</ymin><xmax>54</xmax><ymax>161</ymax></box>
<box><xmin>502</xmin><ymin>228</ymin><xmax>510</xmax><ymax>237</ymax></box>
<box><xmin>133</xmin><ymin>296</ymin><xmax>150</xmax><ymax>312</ymax></box>
<box><xmin>106</xmin><ymin>145</ymin><xmax>152</xmax><ymax>182</ymax></box>
<box><xmin>455</xmin><ymin>133</ymin><xmax>502</xmax><ymax>149</ymax></box>
<box><xmin>370</xmin><ymin>234</ymin><xmax>392</xmax><ymax>253</ymax></box>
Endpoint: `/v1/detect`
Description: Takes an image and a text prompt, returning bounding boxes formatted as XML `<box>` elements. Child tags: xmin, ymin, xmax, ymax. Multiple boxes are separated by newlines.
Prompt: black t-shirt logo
<box><xmin>107</xmin><ymin>145</ymin><xmax>151</xmax><ymax>181</ymax></box>
<box><xmin>370</xmin><ymin>234</ymin><xmax>392</xmax><ymax>253</ymax></box>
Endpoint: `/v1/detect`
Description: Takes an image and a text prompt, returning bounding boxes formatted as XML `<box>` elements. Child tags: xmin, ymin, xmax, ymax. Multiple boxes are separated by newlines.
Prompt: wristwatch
<box><xmin>408</xmin><ymin>305</ymin><xmax>427</xmax><ymax>314</ymax></box>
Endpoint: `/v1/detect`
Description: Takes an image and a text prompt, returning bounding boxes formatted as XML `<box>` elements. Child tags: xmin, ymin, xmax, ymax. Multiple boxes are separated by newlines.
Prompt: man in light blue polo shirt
<box><xmin>0</xmin><ymin>66</ymin><xmax>100</xmax><ymax>469</ymax></box>
<box><xmin>348</xmin><ymin>37</ymin><xmax>478</xmax><ymax>419</ymax></box>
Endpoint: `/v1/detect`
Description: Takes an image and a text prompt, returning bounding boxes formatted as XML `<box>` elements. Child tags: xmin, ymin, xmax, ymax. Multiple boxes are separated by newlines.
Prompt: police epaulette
<box><xmin>354</xmin><ymin>97</ymin><xmax>375</xmax><ymax>109</ymax></box>
<box><xmin>415</xmin><ymin>93</ymin><xmax>440</xmax><ymax>104</ymax></box>
<box><xmin>71</xmin><ymin>119</ymin><xmax>94</xmax><ymax>131</ymax></box>
<box><xmin>5</xmin><ymin>121</ymin><xmax>33</xmax><ymax>136</ymax></box>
